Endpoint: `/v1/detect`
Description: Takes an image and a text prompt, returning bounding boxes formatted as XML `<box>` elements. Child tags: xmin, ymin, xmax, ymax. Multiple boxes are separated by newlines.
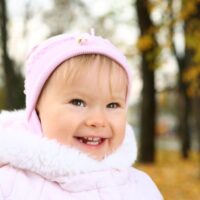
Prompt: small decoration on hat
<box><xmin>90</xmin><ymin>28</ymin><xmax>95</xmax><ymax>36</ymax></box>
<box><xmin>76</xmin><ymin>29</ymin><xmax>95</xmax><ymax>45</ymax></box>
<box><xmin>76</xmin><ymin>34</ymin><xmax>88</xmax><ymax>45</ymax></box>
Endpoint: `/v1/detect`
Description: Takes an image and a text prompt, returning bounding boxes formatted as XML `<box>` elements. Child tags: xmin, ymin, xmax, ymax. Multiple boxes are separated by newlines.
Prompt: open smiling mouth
<box><xmin>74</xmin><ymin>136</ymin><xmax>106</xmax><ymax>146</ymax></box>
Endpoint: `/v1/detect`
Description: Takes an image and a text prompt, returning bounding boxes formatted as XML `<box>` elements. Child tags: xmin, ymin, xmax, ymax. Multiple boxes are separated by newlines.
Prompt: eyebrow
<box><xmin>67</xmin><ymin>89</ymin><xmax>126</xmax><ymax>101</ymax></box>
<box><xmin>109</xmin><ymin>97</ymin><xmax>126</xmax><ymax>104</ymax></box>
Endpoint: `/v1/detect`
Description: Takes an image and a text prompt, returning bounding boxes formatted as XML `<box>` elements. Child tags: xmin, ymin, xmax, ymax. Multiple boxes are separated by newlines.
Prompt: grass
<box><xmin>136</xmin><ymin>150</ymin><xmax>200</xmax><ymax>200</ymax></box>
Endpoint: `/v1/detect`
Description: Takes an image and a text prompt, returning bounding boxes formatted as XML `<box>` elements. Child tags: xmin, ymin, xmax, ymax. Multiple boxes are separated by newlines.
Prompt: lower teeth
<box><xmin>86</xmin><ymin>141</ymin><xmax>99</xmax><ymax>145</ymax></box>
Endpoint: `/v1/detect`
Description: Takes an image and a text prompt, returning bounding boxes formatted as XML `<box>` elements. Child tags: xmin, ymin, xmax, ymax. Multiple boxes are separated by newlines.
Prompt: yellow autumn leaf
<box><xmin>137</xmin><ymin>35</ymin><xmax>154</xmax><ymax>51</ymax></box>
<box><xmin>183</xmin><ymin>66</ymin><xmax>200</xmax><ymax>82</ymax></box>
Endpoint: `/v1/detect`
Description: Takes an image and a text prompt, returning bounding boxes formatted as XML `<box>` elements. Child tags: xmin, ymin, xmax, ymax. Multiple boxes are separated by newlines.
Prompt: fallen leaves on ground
<box><xmin>136</xmin><ymin>150</ymin><xmax>200</xmax><ymax>200</ymax></box>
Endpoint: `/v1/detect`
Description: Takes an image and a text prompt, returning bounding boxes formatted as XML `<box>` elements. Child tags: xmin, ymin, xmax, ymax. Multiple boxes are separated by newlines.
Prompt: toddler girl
<box><xmin>0</xmin><ymin>32</ymin><xmax>163</xmax><ymax>199</ymax></box>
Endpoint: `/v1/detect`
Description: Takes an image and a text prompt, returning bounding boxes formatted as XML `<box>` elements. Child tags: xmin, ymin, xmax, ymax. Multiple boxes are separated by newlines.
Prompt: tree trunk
<box><xmin>177</xmin><ymin>1</ymin><xmax>200</xmax><ymax>158</ymax></box>
<box><xmin>169</xmin><ymin>0</ymin><xmax>191</xmax><ymax>159</ymax></box>
<box><xmin>135</xmin><ymin>0</ymin><xmax>157</xmax><ymax>163</ymax></box>
<box><xmin>178</xmin><ymin>68</ymin><xmax>190</xmax><ymax>158</ymax></box>
<box><xmin>0</xmin><ymin>0</ymin><xmax>25</xmax><ymax>109</ymax></box>
<box><xmin>140</xmin><ymin>55</ymin><xmax>156</xmax><ymax>162</ymax></box>
<box><xmin>193</xmin><ymin>96</ymin><xmax>200</xmax><ymax>177</ymax></box>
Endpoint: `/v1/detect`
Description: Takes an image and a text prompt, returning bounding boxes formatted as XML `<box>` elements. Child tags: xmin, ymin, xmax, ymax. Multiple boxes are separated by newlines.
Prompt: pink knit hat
<box><xmin>24</xmin><ymin>32</ymin><xmax>132</xmax><ymax>135</ymax></box>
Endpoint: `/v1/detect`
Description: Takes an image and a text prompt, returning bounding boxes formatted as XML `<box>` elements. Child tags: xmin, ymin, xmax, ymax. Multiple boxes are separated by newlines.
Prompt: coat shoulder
<box><xmin>0</xmin><ymin>109</ymin><xmax>26</xmax><ymax>127</ymax></box>
<box><xmin>0</xmin><ymin>165</ymin><xmax>19</xmax><ymax>199</ymax></box>
<box><xmin>128</xmin><ymin>167</ymin><xmax>163</xmax><ymax>200</ymax></box>
<box><xmin>0</xmin><ymin>165</ymin><xmax>46</xmax><ymax>200</ymax></box>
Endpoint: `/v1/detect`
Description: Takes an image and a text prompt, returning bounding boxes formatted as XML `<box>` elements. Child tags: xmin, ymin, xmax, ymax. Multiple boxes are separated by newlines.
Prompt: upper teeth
<box><xmin>83</xmin><ymin>137</ymin><xmax>101</xmax><ymax>142</ymax></box>
<box><xmin>76</xmin><ymin>136</ymin><xmax>103</xmax><ymax>145</ymax></box>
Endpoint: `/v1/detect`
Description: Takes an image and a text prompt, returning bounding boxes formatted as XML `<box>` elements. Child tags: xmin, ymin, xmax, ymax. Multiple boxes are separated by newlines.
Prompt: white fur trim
<box><xmin>0</xmin><ymin>110</ymin><xmax>137</xmax><ymax>179</ymax></box>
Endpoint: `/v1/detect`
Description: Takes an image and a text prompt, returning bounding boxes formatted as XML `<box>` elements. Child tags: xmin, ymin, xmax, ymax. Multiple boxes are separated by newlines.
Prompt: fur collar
<box><xmin>0</xmin><ymin>110</ymin><xmax>137</xmax><ymax>180</ymax></box>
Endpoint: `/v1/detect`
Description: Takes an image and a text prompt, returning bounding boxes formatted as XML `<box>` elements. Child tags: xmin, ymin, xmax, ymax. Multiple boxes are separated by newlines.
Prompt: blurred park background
<box><xmin>0</xmin><ymin>0</ymin><xmax>200</xmax><ymax>199</ymax></box>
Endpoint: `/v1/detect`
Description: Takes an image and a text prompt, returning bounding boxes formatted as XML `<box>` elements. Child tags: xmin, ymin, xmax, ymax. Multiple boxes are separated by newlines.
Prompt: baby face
<box><xmin>37</xmin><ymin>55</ymin><xmax>128</xmax><ymax>160</ymax></box>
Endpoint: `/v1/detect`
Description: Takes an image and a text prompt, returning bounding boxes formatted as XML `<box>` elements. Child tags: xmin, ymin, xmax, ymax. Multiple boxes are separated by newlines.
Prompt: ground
<box><xmin>136</xmin><ymin>150</ymin><xmax>200</xmax><ymax>200</ymax></box>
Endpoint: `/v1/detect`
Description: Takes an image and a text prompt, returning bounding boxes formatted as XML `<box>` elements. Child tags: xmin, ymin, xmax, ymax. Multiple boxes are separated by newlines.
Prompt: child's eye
<box><xmin>107</xmin><ymin>102</ymin><xmax>120</xmax><ymax>109</ymax></box>
<box><xmin>69</xmin><ymin>99</ymin><xmax>86</xmax><ymax>107</ymax></box>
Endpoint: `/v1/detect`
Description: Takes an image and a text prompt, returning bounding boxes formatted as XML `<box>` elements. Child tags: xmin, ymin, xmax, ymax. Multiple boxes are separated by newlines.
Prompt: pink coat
<box><xmin>0</xmin><ymin>110</ymin><xmax>163</xmax><ymax>200</ymax></box>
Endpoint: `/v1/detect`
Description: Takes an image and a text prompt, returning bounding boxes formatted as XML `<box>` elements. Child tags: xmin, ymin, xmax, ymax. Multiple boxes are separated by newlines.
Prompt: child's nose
<box><xmin>85</xmin><ymin>108</ymin><xmax>106</xmax><ymax>128</ymax></box>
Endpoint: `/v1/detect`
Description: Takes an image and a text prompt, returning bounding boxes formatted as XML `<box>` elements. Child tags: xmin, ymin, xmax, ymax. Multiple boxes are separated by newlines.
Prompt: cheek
<box><xmin>110</xmin><ymin>111</ymin><xmax>126</xmax><ymax>141</ymax></box>
<box><xmin>47</xmin><ymin>110</ymin><xmax>85</xmax><ymax>139</ymax></box>
<box><xmin>41</xmin><ymin>111</ymin><xmax>70</xmax><ymax>139</ymax></box>
<box><xmin>116</xmin><ymin>122</ymin><xmax>126</xmax><ymax>142</ymax></box>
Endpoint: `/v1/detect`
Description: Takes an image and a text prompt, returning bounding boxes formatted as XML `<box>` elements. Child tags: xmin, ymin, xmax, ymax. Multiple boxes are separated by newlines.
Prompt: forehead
<box><xmin>45</xmin><ymin>54</ymin><xmax>128</xmax><ymax>97</ymax></box>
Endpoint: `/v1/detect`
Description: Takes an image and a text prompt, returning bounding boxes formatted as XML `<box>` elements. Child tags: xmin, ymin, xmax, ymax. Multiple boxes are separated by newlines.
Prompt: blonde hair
<box><xmin>41</xmin><ymin>54</ymin><xmax>128</xmax><ymax>98</ymax></box>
